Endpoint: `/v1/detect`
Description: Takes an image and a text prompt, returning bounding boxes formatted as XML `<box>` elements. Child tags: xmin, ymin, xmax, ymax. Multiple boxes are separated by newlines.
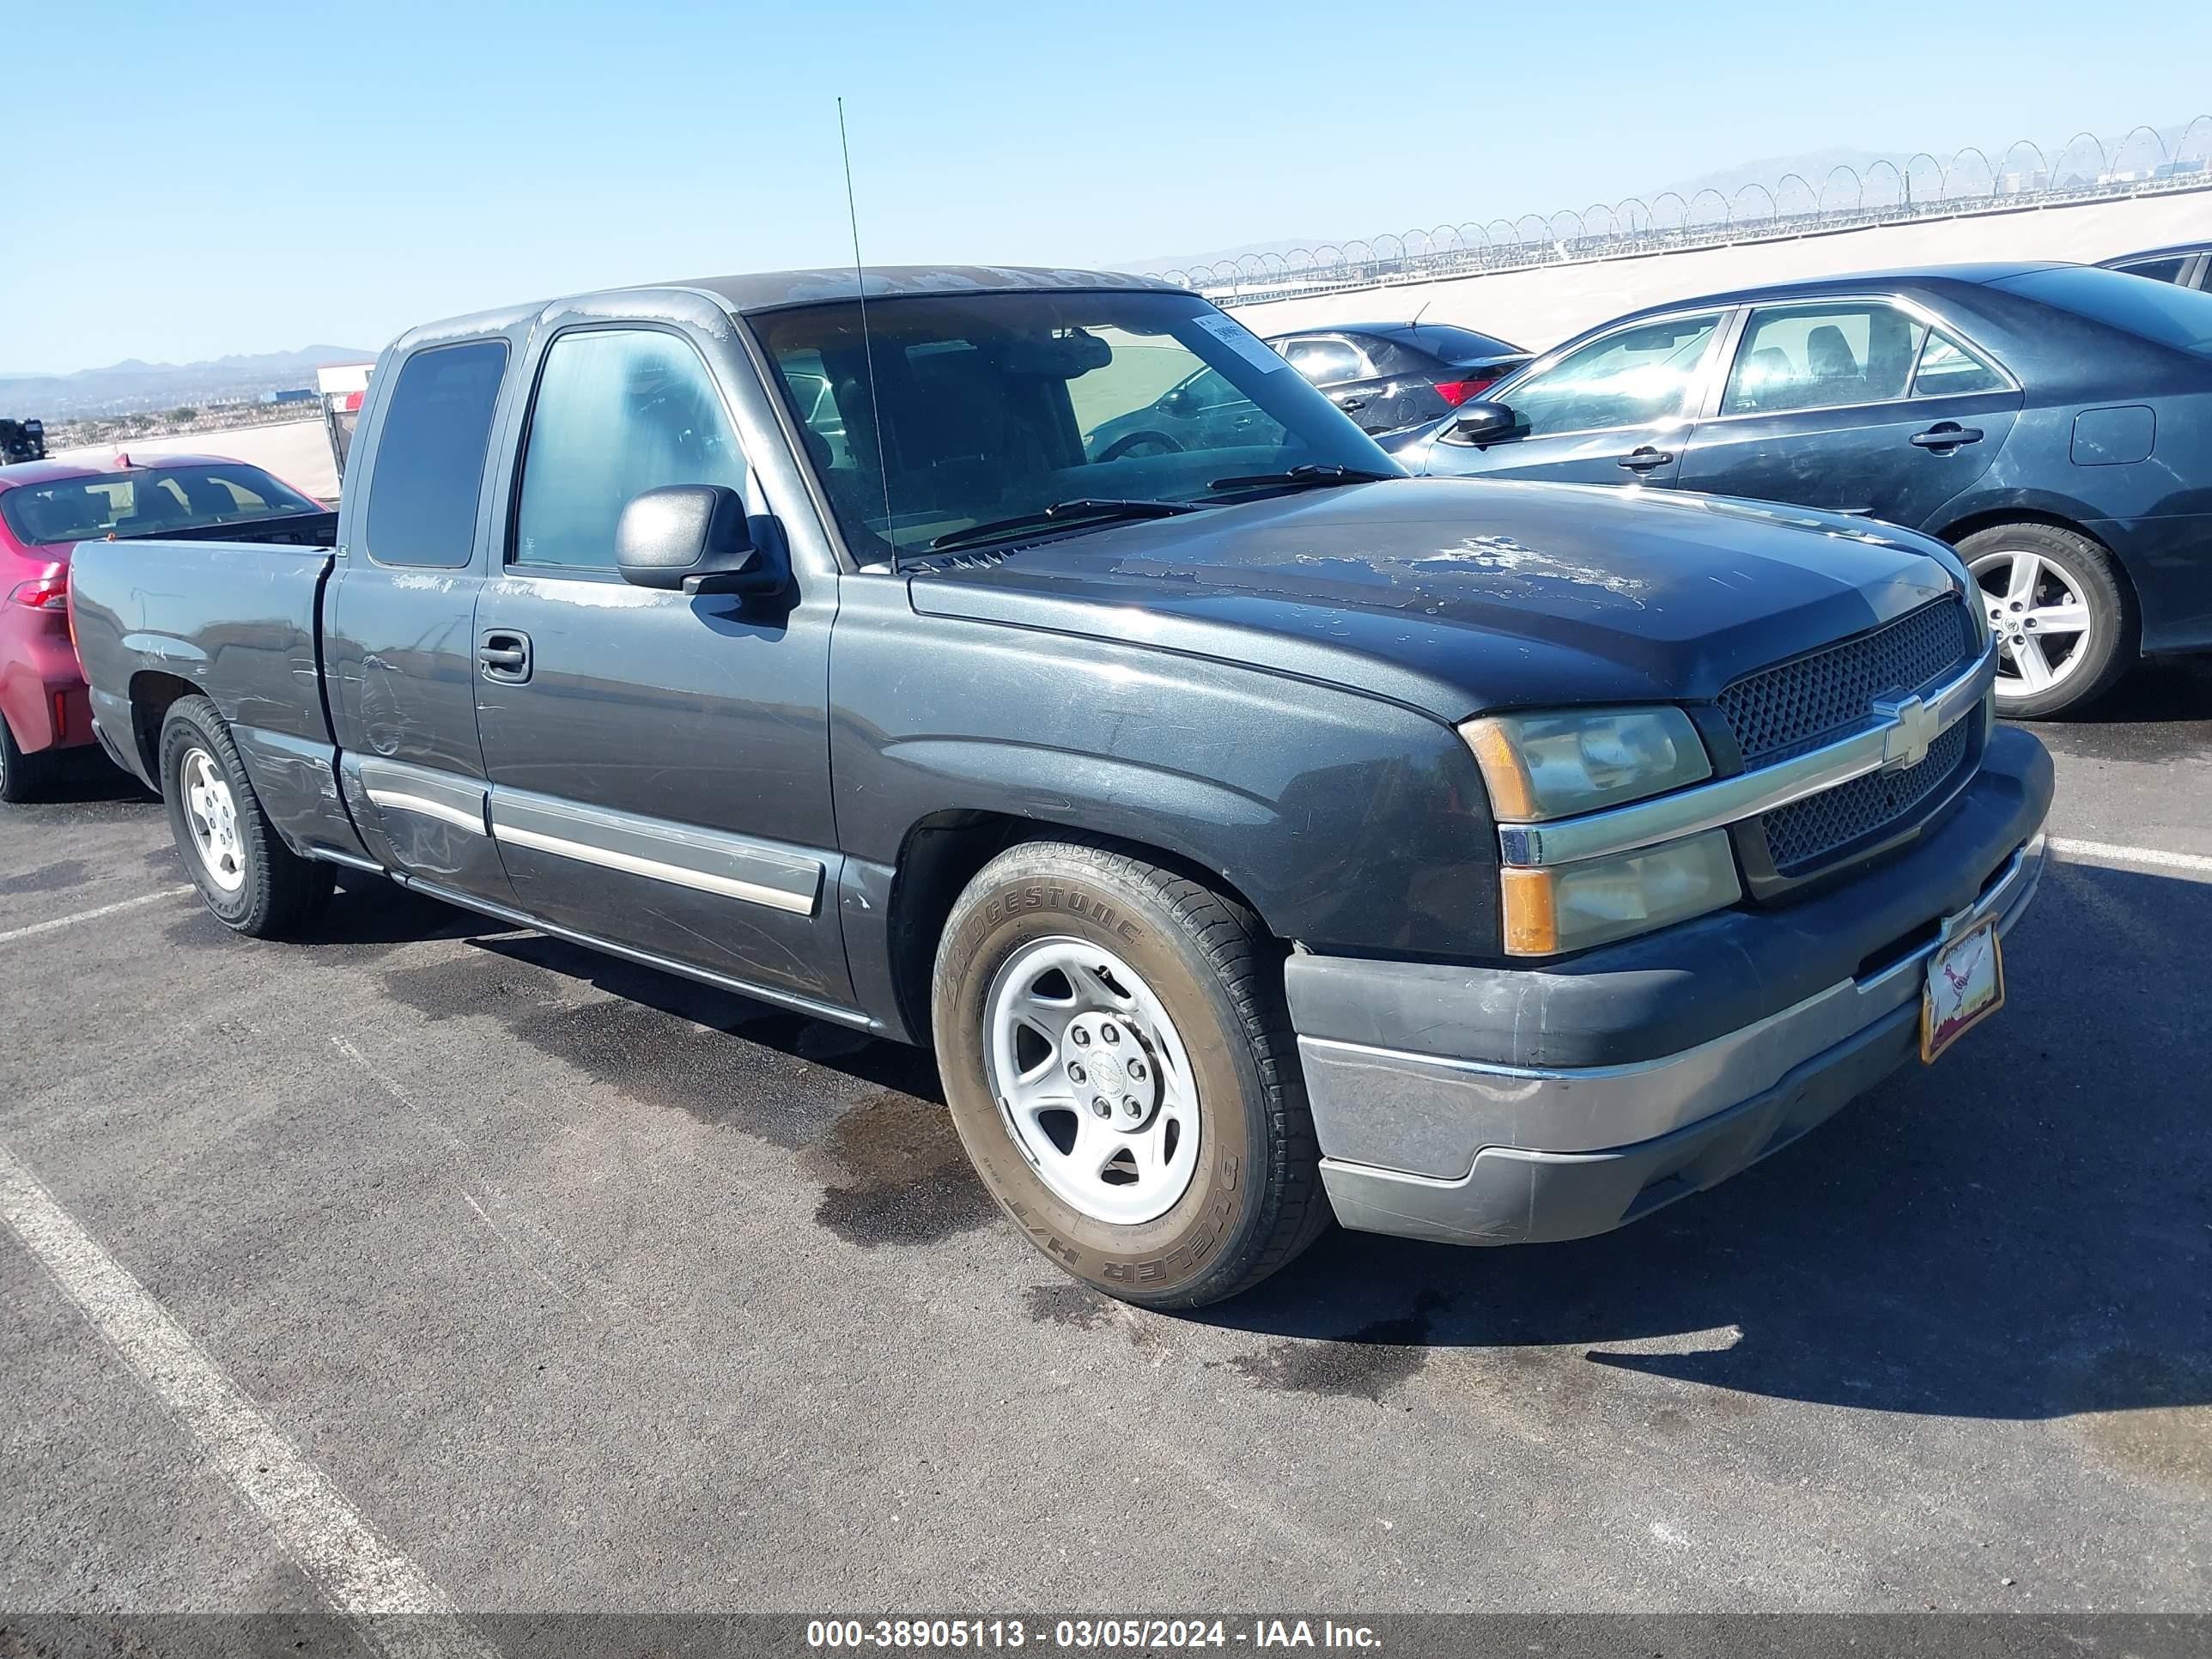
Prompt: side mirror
<box><xmin>1450</xmin><ymin>401</ymin><xmax>1520</xmax><ymax>445</ymax></box>
<box><xmin>616</xmin><ymin>484</ymin><xmax>788</xmax><ymax>597</ymax></box>
<box><xmin>1158</xmin><ymin>387</ymin><xmax>1198</xmax><ymax>418</ymax></box>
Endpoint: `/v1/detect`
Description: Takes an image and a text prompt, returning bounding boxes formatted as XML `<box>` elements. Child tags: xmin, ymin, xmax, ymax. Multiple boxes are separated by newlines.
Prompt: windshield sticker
<box><xmin>1190</xmin><ymin>313</ymin><xmax>1288</xmax><ymax>374</ymax></box>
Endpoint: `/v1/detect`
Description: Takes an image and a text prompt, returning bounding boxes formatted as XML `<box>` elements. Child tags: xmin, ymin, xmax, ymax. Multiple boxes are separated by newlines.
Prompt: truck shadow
<box><xmin>1194</xmin><ymin>857</ymin><xmax>2212</xmax><ymax>1431</ymax></box>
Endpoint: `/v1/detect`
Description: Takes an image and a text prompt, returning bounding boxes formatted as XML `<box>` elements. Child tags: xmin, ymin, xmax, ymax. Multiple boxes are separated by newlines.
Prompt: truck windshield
<box><xmin>0</xmin><ymin>463</ymin><xmax>324</xmax><ymax>546</ymax></box>
<box><xmin>752</xmin><ymin>289</ymin><xmax>1398</xmax><ymax>560</ymax></box>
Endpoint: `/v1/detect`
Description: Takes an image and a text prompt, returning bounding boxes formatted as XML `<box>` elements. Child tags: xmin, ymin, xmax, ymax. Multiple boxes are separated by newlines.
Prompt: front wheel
<box><xmin>931</xmin><ymin>841</ymin><xmax>1328</xmax><ymax>1309</ymax></box>
<box><xmin>1959</xmin><ymin>522</ymin><xmax>2133</xmax><ymax>719</ymax></box>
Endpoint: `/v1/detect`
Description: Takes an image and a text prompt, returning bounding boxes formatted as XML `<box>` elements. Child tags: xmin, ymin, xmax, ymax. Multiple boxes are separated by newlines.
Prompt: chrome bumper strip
<box><xmin>1498</xmin><ymin>641</ymin><xmax>1997</xmax><ymax>868</ymax></box>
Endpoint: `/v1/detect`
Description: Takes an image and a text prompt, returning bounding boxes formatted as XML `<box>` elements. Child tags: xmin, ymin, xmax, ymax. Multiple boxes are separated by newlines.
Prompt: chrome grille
<box><xmin>1718</xmin><ymin>599</ymin><xmax>1972</xmax><ymax>764</ymax></box>
<box><xmin>1760</xmin><ymin>718</ymin><xmax>1973</xmax><ymax>874</ymax></box>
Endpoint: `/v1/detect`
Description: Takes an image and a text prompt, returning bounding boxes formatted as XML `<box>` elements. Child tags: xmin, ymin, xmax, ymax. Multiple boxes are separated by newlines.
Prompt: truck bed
<box><xmin>69</xmin><ymin>520</ymin><xmax>368</xmax><ymax>866</ymax></box>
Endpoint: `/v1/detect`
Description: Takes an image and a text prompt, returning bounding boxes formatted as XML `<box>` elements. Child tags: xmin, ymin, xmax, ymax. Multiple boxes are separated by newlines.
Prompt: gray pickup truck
<box><xmin>68</xmin><ymin>266</ymin><xmax>2052</xmax><ymax>1307</ymax></box>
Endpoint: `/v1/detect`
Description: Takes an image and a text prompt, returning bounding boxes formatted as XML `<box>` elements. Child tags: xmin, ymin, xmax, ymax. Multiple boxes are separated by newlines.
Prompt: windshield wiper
<box><xmin>926</xmin><ymin>498</ymin><xmax>1206</xmax><ymax>553</ymax></box>
<box><xmin>1204</xmin><ymin>463</ymin><xmax>1399</xmax><ymax>492</ymax></box>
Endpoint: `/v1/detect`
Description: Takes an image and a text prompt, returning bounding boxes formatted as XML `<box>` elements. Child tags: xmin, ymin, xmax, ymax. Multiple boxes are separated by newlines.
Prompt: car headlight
<box><xmin>1459</xmin><ymin>706</ymin><xmax>1711</xmax><ymax>820</ymax></box>
<box><xmin>1461</xmin><ymin>706</ymin><xmax>1737</xmax><ymax>955</ymax></box>
<box><xmin>1498</xmin><ymin>830</ymin><xmax>1741</xmax><ymax>956</ymax></box>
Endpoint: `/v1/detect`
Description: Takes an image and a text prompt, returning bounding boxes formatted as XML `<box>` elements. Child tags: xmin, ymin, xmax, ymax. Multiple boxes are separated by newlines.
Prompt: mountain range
<box><xmin>0</xmin><ymin>347</ymin><xmax>374</xmax><ymax>422</ymax></box>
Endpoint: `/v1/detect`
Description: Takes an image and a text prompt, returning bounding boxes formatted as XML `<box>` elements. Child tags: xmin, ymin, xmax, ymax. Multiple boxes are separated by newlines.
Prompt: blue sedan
<box><xmin>1386</xmin><ymin>263</ymin><xmax>2212</xmax><ymax>716</ymax></box>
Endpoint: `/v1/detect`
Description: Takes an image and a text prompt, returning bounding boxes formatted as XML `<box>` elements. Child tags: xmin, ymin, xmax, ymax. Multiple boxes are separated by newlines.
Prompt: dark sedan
<box><xmin>1261</xmin><ymin>321</ymin><xmax>1529</xmax><ymax>434</ymax></box>
<box><xmin>2098</xmin><ymin>243</ymin><xmax>2212</xmax><ymax>291</ymax></box>
<box><xmin>1386</xmin><ymin>263</ymin><xmax>2212</xmax><ymax>716</ymax></box>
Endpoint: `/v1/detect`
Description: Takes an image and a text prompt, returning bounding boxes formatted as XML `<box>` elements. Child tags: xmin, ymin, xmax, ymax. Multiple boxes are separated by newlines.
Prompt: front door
<box><xmin>1678</xmin><ymin>298</ymin><xmax>2021</xmax><ymax>527</ymax></box>
<box><xmin>1416</xmin><ymin>310</ymin><xmax>1727</xmax><ymax>487</ymax></box>
<box><xmin>471</xmin><ymin>318</ymin><xmax>852</xmax><ymax>1011</ymax></box>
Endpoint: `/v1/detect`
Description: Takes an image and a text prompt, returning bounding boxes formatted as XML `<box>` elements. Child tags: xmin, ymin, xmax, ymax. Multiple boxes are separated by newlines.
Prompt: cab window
<box><xmin>512</xmin><ymin>329</ymin><xmax>746</xmax><ymax>571</ymax></box>
<box><xmin>362</xmin><ymin>339</ymin><xmax>509</xmax><ymax>568</ymax></box>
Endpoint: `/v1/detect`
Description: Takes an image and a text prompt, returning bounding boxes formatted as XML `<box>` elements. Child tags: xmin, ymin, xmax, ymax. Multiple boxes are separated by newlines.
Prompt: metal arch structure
<box><xmin>1942</xmin><ymin>147</ymin><xmax>1998</xmax><ymax>202</ymax></box>
<box><xmin>2112</xmin><ymin>125</ymin><xmax>2168</xmax><ymax>176</ymax></box>
<box><xmin>1150</xmin><ymin>118</ymin><xmax>2212</xmax><ymax>307</ymax></box>
<box><xmin>1995</xmin><ymin>139</ymin><xmax>2049</xmax><ymax>192</ymax></box>
<box><xmin>1902</xmin><ymin>152</ymin><xmax>1945</xmax><ymax>204</ymax></box>
<box><xmin>2051</xmin><ymin>131</ymin><xmax>2108</xmax><ymax>185</ymax></box>
<box><xmin>1770</xmin><ymin>173</ymin><xmax>1817</xmax><ymax>218</ymax></box>
<box><xmin>1729</xmin><ymin>183</ymin><xmax>1775</xmax><ymax>225</ymax></box>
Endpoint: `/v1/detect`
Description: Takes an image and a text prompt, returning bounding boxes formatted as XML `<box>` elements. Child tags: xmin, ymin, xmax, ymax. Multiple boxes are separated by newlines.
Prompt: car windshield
<box><xmin>753</xmin><ymin>289</ymin><xmax>1395</xmax><ymax>560</ymax></box>
<box><xmin>1999</xmin><ymin>265</ymin><xmax>2212</xmax><ymax>356</ymax></box>
<box><xmin>0</xmin><ymin>462</ymin><xmax>324</xmax><ymax>546</ymax></box>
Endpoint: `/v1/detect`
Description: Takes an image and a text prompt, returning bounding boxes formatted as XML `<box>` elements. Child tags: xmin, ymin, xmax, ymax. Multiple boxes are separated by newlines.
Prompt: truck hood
<box><xmin>906</xmin><ymin>478</ymin><xmax>1964</xmax><ymax>720</ymax></box>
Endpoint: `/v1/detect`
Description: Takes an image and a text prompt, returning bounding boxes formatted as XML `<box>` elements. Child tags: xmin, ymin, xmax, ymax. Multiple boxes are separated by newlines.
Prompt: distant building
<box><xmin>259</xmin><ymin>387</ymin><xmax>317</xmax><ymax>405</ymax></box>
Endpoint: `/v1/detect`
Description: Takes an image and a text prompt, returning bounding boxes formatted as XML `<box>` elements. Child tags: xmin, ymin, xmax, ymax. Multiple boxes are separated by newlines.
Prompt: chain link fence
<box><xmin>1154</xmin><ymin>119</ymin><xmax>2212</xmax><ymax>307</ymax></box>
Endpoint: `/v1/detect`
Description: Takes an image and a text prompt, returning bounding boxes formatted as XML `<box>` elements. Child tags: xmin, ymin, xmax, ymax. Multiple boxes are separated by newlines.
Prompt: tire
<box><xmin>931</xmin><ymin>839</ymin><xmax>1328</xmax><ymax>1309</ymax></box>
<box><xmin>1957</xmin><ymin>522</ymin><xmax>2133</xmax><ymax>720</ymax></box>
<box><xmin>0</xmin><ymin>716</ymin><xmax>46</xmax><ymax>805</ymax></box>
<box><xmin>158</xmin><ymin>696</ymin><xmax>333</xmax><ymax>937</ymax></box>
<box><xmin>1097</xmin><ymin>432</ymin><xmax>1182</xmax><ymax>462</ymax></box>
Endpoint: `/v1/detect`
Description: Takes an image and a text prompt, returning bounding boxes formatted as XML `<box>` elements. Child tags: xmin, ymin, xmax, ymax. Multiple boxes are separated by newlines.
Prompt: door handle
<box><xmin>1616</xmin><ymin>447</ymin><xmax>1674</xmax><ymax>473</ymax></box>
<box><xmin>1333</xmin><ymin>395</ymin><xmax>1367</xmax><ymax>411</ymax></box>
<box><xmin>1910</xmin><ymin>423</ymin><xmax>1984</xmax><ymax>451</ymax></box>
<box><xmin>477</xmin><ymin>631</ymin><xmax>532</xmax><ymax>684</ymax></box>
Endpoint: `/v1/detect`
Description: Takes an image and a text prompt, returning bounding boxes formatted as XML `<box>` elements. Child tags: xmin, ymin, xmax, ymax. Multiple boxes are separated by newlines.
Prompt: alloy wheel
<box><xmin>1968</xmin><ymin>547</ymin><xmax>2094</xmax><ymax>699</ymax></box>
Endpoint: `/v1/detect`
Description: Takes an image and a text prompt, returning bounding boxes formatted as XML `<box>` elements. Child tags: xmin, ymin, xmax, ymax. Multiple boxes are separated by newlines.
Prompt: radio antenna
<box><xmin>838</xmin><ymin>97</ymin><xmax>896</xmax><ymax>561</ymax></box>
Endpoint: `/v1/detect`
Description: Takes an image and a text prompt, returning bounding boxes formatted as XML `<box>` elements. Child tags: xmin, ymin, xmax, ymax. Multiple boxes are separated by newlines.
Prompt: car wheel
<box><xmin>931</xmin><ymin>840</ymin><xmax>1329</xmax><ymax>1309</ymax></box>
<box><xmin>158</xmin><ymin>696</ymin><xmax>334</xmax><ymax>936</ymax></box>
<box><xmin>1097</xmin><ymin>432</ymin><xmax>1182</xmax><ymax>462</ymax></box>
<box><xmin>1959</xmin><ymin>523</ymin><xmax>2133</xmax><ymax>720</ymax></box>
<box><xmin>0</xmin><ymin>716</ymin><xmax>46</xmax><ymax>805</ymax></box>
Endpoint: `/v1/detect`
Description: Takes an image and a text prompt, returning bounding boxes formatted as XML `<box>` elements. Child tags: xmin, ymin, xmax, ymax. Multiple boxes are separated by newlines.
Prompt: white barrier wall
<box><xmin>1224</xmin><ymin>190</ymin><xmax>2212</xmax><ymax>352</ymax></box>
<box><xmin>54</xmin><ymin>417</ymin><xmax>339</xmax><ymax>502</ymax></box>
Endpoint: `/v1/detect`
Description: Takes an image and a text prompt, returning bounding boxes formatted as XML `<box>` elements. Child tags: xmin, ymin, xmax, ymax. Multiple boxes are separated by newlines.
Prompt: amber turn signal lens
<box><xmin>1461</xmin><ymin>717</ymin><xmax>1539</xmax><ymax>821</ymax></box>
<box><xmin>1499</xmin><ymin>866</ymin><xmax>1559</xmax><ymax>956</ymax></box>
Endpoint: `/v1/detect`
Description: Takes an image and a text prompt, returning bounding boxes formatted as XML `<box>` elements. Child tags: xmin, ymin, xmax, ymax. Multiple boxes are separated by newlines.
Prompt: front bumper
<box><xmin>1289</xmin><ymin>727</ymin><xmax>2052</xmax><ymax>1247</ymax></box>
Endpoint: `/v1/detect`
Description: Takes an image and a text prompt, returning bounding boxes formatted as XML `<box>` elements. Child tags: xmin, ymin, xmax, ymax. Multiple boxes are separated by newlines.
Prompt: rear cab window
<box><xmin>362</xmin><ymin>339</ymin><xmax>510</xmax><ymax>568</ymax></box>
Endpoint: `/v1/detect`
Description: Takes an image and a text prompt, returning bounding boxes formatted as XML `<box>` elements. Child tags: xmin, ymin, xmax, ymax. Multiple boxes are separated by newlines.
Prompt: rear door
<box><xmin>325</xmin><ymin>332</ymin><xmax>520</xmax><ymax>906</ymax></box>
<box><xmin>1280</xmin><ymin>335</ymin><xmax>1392</xmax><ymax>428</ymax></box>
<box><xmin>1416</xmin><ymin>309</ymin><xmax>1727</xmax><ymax>486</ymax></box>
<box><xmin>1678</xmin><ymin>297</ymin><xmax>2021</xmax><ymax>528</ymax></box>
<box><xmin>470</xmin><ymin>301</ymin><xmax>854</xmax><ymax>1012</ymax></box>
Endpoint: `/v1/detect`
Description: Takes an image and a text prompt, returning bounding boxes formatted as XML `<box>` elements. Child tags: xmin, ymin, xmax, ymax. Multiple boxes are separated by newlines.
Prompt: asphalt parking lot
<box><xmin>2</xmin><ymin>668</ymin><xmax>2207</xmax><ymax>1628</ymax></box>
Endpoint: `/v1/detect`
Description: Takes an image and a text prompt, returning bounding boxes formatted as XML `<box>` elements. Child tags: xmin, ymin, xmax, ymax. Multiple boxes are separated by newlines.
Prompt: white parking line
<box><xmin>2049</xmin><ymin>837</ymin><xmax>2212</xmax><ymax>879</ymax></box>
<box><xmin>0</xmin><ymin>1142</ymin><xmax>496</xmax><ymax>1659</ymax></box>
<box><xmin>0</xmin><ymin>885</ymin><xmax>192</xmax><ymax>946</ymax></box>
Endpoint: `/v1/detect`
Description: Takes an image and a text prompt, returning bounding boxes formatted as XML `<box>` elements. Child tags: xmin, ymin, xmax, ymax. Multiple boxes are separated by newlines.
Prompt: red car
<box><xmin>0</xmin><ymin>453</ymin><xmax>328</xmax><ymax>801</ymax></box>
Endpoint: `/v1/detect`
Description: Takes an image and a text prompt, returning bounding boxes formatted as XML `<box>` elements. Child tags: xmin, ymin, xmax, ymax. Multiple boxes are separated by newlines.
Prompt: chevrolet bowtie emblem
<box><xmin>1872</xmin><ymin>693</ymin><xmax>1939</xmax><ymax>772</ymax></box>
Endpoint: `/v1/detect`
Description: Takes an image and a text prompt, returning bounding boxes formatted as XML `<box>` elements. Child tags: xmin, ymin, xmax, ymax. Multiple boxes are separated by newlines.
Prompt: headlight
<box><xmin>1459</xmin><ymin>706</ymin><xmax>1711</xmax><ymax>820</ymax></box>
<box><xmin>1499</xmin><ymin>830</ymin><xmax>1741</xmax><ymax>956</ymax></box>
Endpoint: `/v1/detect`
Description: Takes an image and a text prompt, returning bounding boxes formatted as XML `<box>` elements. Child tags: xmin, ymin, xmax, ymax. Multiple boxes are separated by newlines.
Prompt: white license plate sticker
<box><xmin>1922</xmin><ymin>918</ymin><xmax>2005</xmax><ymax>1063</ymax></box>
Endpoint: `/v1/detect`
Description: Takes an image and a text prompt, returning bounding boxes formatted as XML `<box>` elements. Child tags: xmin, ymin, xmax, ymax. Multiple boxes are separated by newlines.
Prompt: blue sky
<box><xmin>6</xmin><ymin>0</ymin><xmax>2209</xmax><ymax>375</ymax></box>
